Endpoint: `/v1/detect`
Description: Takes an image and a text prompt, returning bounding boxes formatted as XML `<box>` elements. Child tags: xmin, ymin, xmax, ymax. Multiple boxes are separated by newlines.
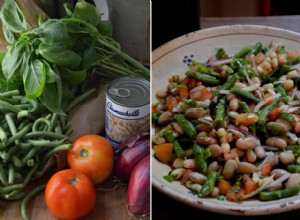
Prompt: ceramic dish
<box><xmin>152</xmin><ymin>25</ymin><xmax>300</xmax><ymax>215</ymax></box>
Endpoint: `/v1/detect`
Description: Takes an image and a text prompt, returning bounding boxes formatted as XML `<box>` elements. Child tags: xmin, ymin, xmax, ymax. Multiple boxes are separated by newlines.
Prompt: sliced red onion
<box><xmin>261</xmin><ymin>145</ymin><xmax>279</xmax><ymax>151</ymax></box>
<box><xmin>254</xmin><ymin>94</ymin><xmax>281</xmax><ymax>111</ymax></box>
<box><xmin>206</xmin><ymin>58</ymin><xmax>233</xmax><ymax>68</ymax></box>
<box><xmin>288</xmin><ymin>106</ymin><xmax>300</xmax><ymax>113</ymax></box>
<box><xmin>219</xmin><ymin>90</ymin><xmax>232</xmax><ymax>95</ymax></box>
<box><xmin>227</xmin><ymin>124</ymin><xmax>260</xmax><ymax>140</ymax></box>
<box><xmin>258</xmin><ymin>152</ymin><xmax>275</xmax><ymax>168</ymax></box>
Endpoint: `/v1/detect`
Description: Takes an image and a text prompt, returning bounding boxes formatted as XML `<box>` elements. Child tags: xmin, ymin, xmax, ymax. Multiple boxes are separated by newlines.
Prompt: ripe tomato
<box><xmin>45</xmin><ymin>169</ymin><xmax>96</xmax><ymax>219</ymax></box>
<box><xmin>68</xmin><ymin>134</ymin><xmax>115</xmax><ymax>185</ymax></box>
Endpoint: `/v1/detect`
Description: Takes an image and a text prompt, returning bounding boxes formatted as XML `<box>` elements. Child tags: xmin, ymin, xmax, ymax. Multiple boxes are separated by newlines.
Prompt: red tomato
<box><xmin>45</xmin><ymin>169</ymin><xmax>96</xmax><ymax>219</ymax></box>
<box><xmin>68</xmin><ymin>134</ymin><xmax>115</xmax><ymax>185</ymax></box>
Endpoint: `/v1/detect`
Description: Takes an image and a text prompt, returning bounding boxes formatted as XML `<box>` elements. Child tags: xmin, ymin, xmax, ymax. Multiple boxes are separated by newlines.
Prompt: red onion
<box><xmin>115</xmin><ymin>132</ymin><xmax>150</xmax><ymax>183</ymax></box>
<box><xmin>227</xmin><ymin>124</ymin><xmax>260</xmax><ymax>141</ymax></box>
<box><xmin>127</xmin><ymin>155</ymin><xmax>150</xmax><ymax>216</ymax></box>
<box><xmin>206</xmin><ymin>58</ymin><xmax>232</xmax><ymax>68</ymax></box>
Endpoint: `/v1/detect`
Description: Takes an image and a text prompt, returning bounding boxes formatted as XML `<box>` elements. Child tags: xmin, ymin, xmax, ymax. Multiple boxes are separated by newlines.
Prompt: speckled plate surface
<box><xmin>152</xmin><ymin>25</ymin><xmax>300</xmax><ymax>215</ymax></box>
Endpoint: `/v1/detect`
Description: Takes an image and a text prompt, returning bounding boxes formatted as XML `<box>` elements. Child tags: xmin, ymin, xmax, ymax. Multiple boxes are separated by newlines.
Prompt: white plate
<box><xmin>152</xmin><ymin>25</ymin><xmax>300</xmax><ymax>216</ymax></box>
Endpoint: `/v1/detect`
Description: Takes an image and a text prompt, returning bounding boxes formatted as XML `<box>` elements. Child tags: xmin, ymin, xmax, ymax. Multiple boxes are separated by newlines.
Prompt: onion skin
<box><xmin>127</xmin><ymin>155</ymin><xmax>150</xmax><ymax>216</ymax></box>
<box><xmin>115</xmin><ymin>135</ymin><xmax>150</xmax><ymax>183</ymax></box>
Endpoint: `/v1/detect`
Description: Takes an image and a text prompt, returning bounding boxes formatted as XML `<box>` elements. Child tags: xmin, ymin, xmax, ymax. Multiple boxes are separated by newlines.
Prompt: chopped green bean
<box><xmin>163</xmin><ymin>129</ymin><xmax>185</xmax><ymax>158</ymax></box>
<box><xmin>259</xmin><ymin>185</ymin><xmax>300</xmax><ymax>201</ymax></box>
<box><xmin>193</xmin><ymin>143</ymin><xmax>207</xmax><ymax>174</ymax></box>
<box><xmin>230</xmin><ymin>87</ymin><xmax>260</xmax><ymax>102</ymax></box>
<box><xmin>198</xmin><ymin>171</ymin><xmax>217</xmax><ymax>198</ymax></box>
<box><xmin>174</xmin><ymin>114</ymin><xmax>197</xmax><ymax>138</ymax></box>
<box><xmin>186</xmin><ymin>70</ymin><xmax>220</xmax><ymax>85</ymax></box>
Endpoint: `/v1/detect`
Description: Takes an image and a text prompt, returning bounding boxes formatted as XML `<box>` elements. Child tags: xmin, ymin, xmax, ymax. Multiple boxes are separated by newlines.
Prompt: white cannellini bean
<box><xmin>183</xmin><ymin>159</ymin><xmax>197</xmax><ymax>169</ymax></box>
<box><xmin>223</xmin><ymin>160</ymin><xmax>237</xmax><ymax>180</ymax></box>
<box><xmin>286</xmin><ymin>173</ymin><xmax>300</xmax><ymax>188</ymax></box>
<box><xmin>170</xmin><ymin>168</ymin><xmax>186</xmax><ymax>180</ymax></box>
<box><xmin>173</xmin><ymin>158</ymin><xmax>184</xmax><ymax>168</ymax></box>
<box><xmin>189</xmin><ymin>172</ymin><xmax>207</xmax><ymax>184</ymax></box>
<box><xmin>279</xmin><ymin>151</ymin><xmax>295</xmax><ymax>165</ymax></box>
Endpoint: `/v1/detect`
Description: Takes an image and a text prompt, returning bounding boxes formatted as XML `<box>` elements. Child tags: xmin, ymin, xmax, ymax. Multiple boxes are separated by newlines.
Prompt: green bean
<box><xmin>21</xmin><ymin>148</ymin><xmax>38</xmax><ymax>167</ymax></box>
<box><xmin>47</xmin><ymin>113</ymin><xmax>58</xmax><ymax>132</ymax></box>
<box><xmin>193</xmin><ymin>143</ymin><xmax>207</xmax><ymax>174</ymax></box>
<box><xmin>23</xmin><ymin>131</ymin><xmax>67</xmax><ymax>140</ymax></box>
<box><xmin>27</xmin><ymin>159</ymin><xmax>35</xmax><ymax>167</ymax></box>
<box><xmin>198</xmin><ymin>171</ymin><xmax>217</xmax><ymax>198</ymax></box>
<box><xmin>251</xmin><ymin>42</ymin><xmax>263</xmax><ymax>55</ymax></box>
<box><xmin>230</xmin><ymin>87</ymin><xmax>260</xmax><ymax>102</ymax></box>
<box><xmin>21</xmin><ymin>184</ymin><xmax>46</xmax><ymax>220</ymax></box>
<box><xmin>64</xmin><ymin>126</ymin><xmax>74</xmax><ymax>136</ymax></box>
<box><xmin>55</xmin><ymin>123</ymin><xmax>62</xmax><ymax>135</ymax></box>
<box><xmin>26</xmin><ymin>137</ymin><xmax>68</xmax><ymax>148</ymax></box>
<box><xmin>59</xmin><ymin>114</ymin><xmax>66</xmax><ymax>128</ymax></box>
<box><xmin>3</xmin><ymin>190</ymin><xmax>25</xmax><ymax>200</ymax></box>
<box><xmin>239</xmin><ymin>101</ymin><xmax>251</xmax><ymax>113</ymax></box>
<box><xmin>163</xmin><ymin>129</ymin><xmax>185</xmax><ymax>158</ymax></box>
<box><xmin>174</xmin><ymin>114</ymin><xmax>197</xmax><ymax>138</ymax></box>
<box><xmin>8</xmin><ymin>163</ymin><xmax>14</xmax><ymax>185</ymax></box>
<box><xmin>233</xmin><ymin>46</ymin><xmax>252</xmax><ymax>58</ymax></box>
<box><xmin>186</xmin><ymin>70</ymin><xmax>220</xmax><ymax>85</ymax></box>
<box><xmin>289</xmin><ymin>56</ymin><xmax>300</xmax><ymax>65</ymax></box>
<box><xmin>19</xmin><ymin>142</ymin><xmax>33</xmax><ymax>150</ymax></box>
<box><xmin>5</xmin><ymin>113</ymin><xmax>18</xmax><ymax>145</ymax></box>
<box><xmin>22</xmin><ymin>159</ymin><xmax>40</xmax><ymax>187</ymax></box>
<box><xmin>0</xmin><ymin>125</ymin><xmax>6</xmax><ymax>145</ymax></box>
<box><xmin>12</xmin><ymin>155</ymin><xmax>22</xmax><ymax>168</ymax></box>
<box><xmin>5</xmin><ymin>123</ymin><xmax>32</xmax><ymax>147</ymax></box>
<box><xmin>215</xmin><ymin>48</ymin><xmax>226</xmax><ymax>59</ymax></box>
<box><xmin>257</xmin><ymin>98</ymin><xmax>281</xmax><ymax>125</ymax></box>
<box><xmin>280</xmin><ymin>113</ymin><xmax>296</xmax><ymax>123</ymax></box>
<box><xmin>4</xmin><ymin>145</ymin><xmax>19</xmax><ymax>163</ymax></box>
<box><xmin>0</xmin><ymin>90</ymin><xmax>19</xmax><ymax>98</ymax></box>
<box><xmin>42</xmin><ymin>144</ymin><xmax>72</xmax><ymax>165</ymax></box>
<box><xmin>214</xmin><ymin>97</ymin><xmax>226</xmax><ymax>128</ymax></box>
<box><xmin>213</xmin><ymin>75</ymin><xmax>238</xmax><ymax>97</ymax></box>
<box><xmin>17</xmin><ymin>110</ymin><xmax>36</xmax><ymax>120</ymax></box>
<box><xmin>0</xmin><ymin>100</ymin><xmax>22</xmax><ymax>113</ymax></box>
<box><xmin>0</xmin><ymin>151</ymin><xmax>8</xmax><ymax>161</ymax></box>
<box><xmin>0</xmin><ymin>183</ymin><xmax>23</xmax><ymax>194</ymax></box>
<box><xmin>287</xmin><ymin>164</ymin><xmax>300</xmax><ymax>173</ymax></box>
<box><xmin>32</xmin><ymin>118</ymin><xmax>52</xmax><ymax>132</ymax></box>
<box><xmin>65</xmin><ymin>88</ymin><xmax>96</xmax><ymax>112</ymax></box>
<box><xmin>0</xmin><ymin>163</ymin><xmax>8</xmax><ymax>186</ymax></box>
<box><xmin>190</xmin><ymin>62</ymin><xmax>221</xmax><ymax>79</ymax></box>
<box><xmin>259</xmin><ymin>185</ymin><xmax>300</xmax><ymax>201</ymax></box>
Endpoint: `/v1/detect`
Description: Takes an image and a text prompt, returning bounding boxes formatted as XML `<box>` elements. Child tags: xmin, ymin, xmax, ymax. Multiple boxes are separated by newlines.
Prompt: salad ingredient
<box><xmin>152</xmin><ymin>41</ymin><xmax>300</xmax><ymax>202</ymax></box>
<box><xmin>45</xmin><ymin>169</ymin><xmax>96</xmax><ymax>219</ymax></box>
<box><xmin>67</xmin><ymin>134</ymin><xmax>114</xmax><ymax>185</ymax></box>
<box><xmin>0</xmin><ymin>0</ymin><xmax>149</xmax><ymax>114</ymax></box>
<box><xmin>0</xmin><ymin>90</ymin><xmax>72</xmax><ymax>200</ymax></box>
<box><xmin>115</xmin><ymin>132</ymin><xmax>150</xmax><ymax>183</ymax></box>
<box><xmin>21</xmin><ymin>184</ymin><xmax>47</xmax><ymax>220</ymax></box>
<box><xmin>153</xmin><ymin>143</ymin><xmax>173</xmax><ymax>164</ymax></box>
<box><xmin>127</xmin><ymin>155</ymin><xmax>150</xmax><ymax>216</ymax></box>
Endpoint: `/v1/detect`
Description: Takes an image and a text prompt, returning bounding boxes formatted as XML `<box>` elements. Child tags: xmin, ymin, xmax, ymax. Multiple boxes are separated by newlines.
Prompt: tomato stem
<box><xmin>80</xmin><ymin>148</ymin><xmax>89</xmax><ymax>158</ymax></box>
<box><xmin>70</xmin><ymin>178</ymin><xmax>79</xmax><ymax>186</ymax></box>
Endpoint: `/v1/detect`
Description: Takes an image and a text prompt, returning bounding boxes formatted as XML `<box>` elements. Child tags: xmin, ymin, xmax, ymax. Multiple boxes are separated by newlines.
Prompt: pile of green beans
<box><xmin>0</xmin><ymin>90</ymin><xmax>72</xmax><ymax>200</ymax></box>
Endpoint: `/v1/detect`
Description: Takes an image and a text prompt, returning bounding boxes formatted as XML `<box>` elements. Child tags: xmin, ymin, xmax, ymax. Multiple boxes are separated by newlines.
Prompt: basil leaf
<box><xmin>74</xmin><ymin>0</ymin><xmax>101</xmax><ymax>26</ymax></box>
<box><xmin>2</xmin><ymin>22</ymin><xmax>16</xmax><ymax>43</ymax></box>
<box><xmin>61</xmin><ymin>68</ymin><xmax>87</xmax><ymax>85</ymax></box>
<box><xmin>97</xmin><ymin>20</ymin><xmax>113</xmax><ymax>37</ymax></box>
<box><xmin>38</xmin><ymin>44</ymin><xmax>82</xmax><ymax>69</ymax></box>
<box><xmin>24</xmin><ymin>59</ymin><xmax>46</xmax><ymax>99</ymax></box>
<box><xmin>43</xmin><ymin>61</ymin><xmax>60</xmax><ymax>83</ymax></box>
<box><xmin>2</xmin><ymin>41</ymin><xmax>25</xmax><ymax>80</ymax></box>
<box><xmin>39</xmin><ymin>19</ymin><xmax>70</xmax><ymax>44</ymax></box>
<box><xmin>39</xmin><ymin>81</ymin><xmax>64</xmax><ymax>115</ymax></box>
<box><xmin>0</xmin><ymin>0</ymin><xmax>27</xmax><ymax>33</ymax></box>
<box><xmin>82</xmin><ymin>44</ymin><xmax>97</xmax><ymax>69</ymax></box>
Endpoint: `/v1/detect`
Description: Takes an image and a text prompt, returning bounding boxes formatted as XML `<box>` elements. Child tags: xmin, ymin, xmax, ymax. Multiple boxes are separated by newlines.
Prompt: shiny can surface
<box><xmin>105</xmin><ymin>76</ymin><xmax>150</xmax><ymax>151</ymax></box>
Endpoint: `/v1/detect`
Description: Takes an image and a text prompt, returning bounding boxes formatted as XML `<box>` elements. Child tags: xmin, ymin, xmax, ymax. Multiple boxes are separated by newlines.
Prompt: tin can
<box><xmin>105</xmin><ymin>76</ymin><xmax>150</xmax><ymax>151</ymax></box>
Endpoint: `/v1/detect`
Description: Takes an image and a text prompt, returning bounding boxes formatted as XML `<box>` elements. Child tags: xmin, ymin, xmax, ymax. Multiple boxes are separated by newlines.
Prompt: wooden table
<box><xmin>152</xmin><ymin>15</ymin><xmax>300</xmax><ymax>219</ymax></box>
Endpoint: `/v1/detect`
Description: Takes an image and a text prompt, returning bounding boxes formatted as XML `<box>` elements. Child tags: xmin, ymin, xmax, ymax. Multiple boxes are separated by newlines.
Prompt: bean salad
<box><xmin>152</xmin><ymin>41</ymin><xmax>300</xmax><ymax>202</ymax></box>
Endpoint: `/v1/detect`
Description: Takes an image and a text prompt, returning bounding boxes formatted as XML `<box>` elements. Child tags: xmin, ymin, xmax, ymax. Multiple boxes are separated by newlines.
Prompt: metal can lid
<box><xmin>107</xmin><ymin>77</ymin><xmax>150</xmax><ymax>107</ymax></box>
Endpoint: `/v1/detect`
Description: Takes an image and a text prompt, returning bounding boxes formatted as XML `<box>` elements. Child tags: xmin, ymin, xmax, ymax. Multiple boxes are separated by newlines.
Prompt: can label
<box><xmin>105</xmin><ymin>77</ymin><xmax>150</xmax><ymax>151</ymax></box>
